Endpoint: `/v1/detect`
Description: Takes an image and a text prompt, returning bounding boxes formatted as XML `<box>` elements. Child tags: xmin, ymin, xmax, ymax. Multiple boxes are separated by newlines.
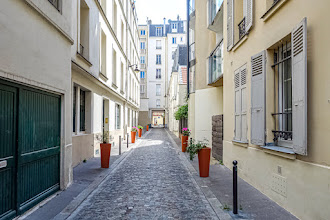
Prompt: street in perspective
<box><xmin>0</xmin><ymin>0</ymin><xmax>329</xmax><ymax>220</ymax></box>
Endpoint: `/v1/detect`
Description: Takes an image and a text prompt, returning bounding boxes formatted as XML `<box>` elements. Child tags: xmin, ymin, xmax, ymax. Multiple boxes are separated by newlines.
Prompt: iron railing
<box><xmin>238</xmin><ymin>17</ymin><xmax>246</xmax><ymax>39</ymax></box>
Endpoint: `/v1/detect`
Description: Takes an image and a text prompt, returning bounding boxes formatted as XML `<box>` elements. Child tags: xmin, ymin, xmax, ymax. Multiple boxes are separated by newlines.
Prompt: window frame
<box><xmin>140</xmin><ymin>71</ymin><xmax>145</xmax><ymax>79</ymax></box>
<box><xmin>115</xmin><ymin>104</ymin><xmax>121</xmax><ymax>130</ymax></box>
<box><xmin>156</xmin><ymin>69</ymin><xmax>161</xmax><ymax>79</ymax></box>
<box><xmin>156</xmin><ymin>84</ymin><xmax>161</xmax><ymax>96</ymax></box>
<box><xmin>156</xmin><ymin>54</ymin><xmax>161</xmax><ymax>64</ymax></box>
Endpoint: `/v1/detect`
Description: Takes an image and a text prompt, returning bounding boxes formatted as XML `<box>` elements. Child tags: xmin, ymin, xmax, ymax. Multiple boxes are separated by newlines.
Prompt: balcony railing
<box><xmin>208</xmin><ymin>41</ymin><xmax>223</xmax><ymax>84</ymax></box>
<box><xmin>140</xmin><ymin>64</ymin><xmax>146</xmax><ymax>69</ymax></box>
<box><xmin>238</xmin><ymin>17</ymin><xmax>246</xmax><ymax>40</ymax></box>
<box><xmin>140</xmin><ymin>49</ymin><xmax>146</xmax><ymax>54</ymax></box>
<box><xmin>209</xmin><ymin>0</ymin><xmax>224</xmax><ymax>25</ymax></box>
<box><xmin>156</xmin><ymin>46</ymin><xmax>162</xmax><ymax>49</ymax></box>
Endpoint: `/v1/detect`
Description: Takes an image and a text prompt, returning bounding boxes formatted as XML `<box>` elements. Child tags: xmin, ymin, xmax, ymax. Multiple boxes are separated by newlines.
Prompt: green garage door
<box><xmin>0</xmin><ymin>80</ymin><xmax>61</xmax><ymax>220</ymax></box>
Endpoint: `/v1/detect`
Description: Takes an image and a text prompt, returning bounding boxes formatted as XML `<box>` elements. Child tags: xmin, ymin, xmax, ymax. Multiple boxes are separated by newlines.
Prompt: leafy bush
<box><xmin>138</xmin><ymin>125</ymin><xmax>143</xmax><ymax>129</ymax></box>
<box><xmin>186</xmin><ymin>139</ymin><xmax>209</xmax><ymax>161</ymax></box>
<box><xmin>131</xmin><ymin>126</ymin><xmax>138</xmax><ymax>132</ymax></box>
<box><xmin>174</xmin><ymin>104</ymin><xmax>188</xmax><ymax>120</ymax></box>
<box><xmin>182</xmin><ymin>128</ymin><xmax>191</xmax><ymax>136</ymax></box>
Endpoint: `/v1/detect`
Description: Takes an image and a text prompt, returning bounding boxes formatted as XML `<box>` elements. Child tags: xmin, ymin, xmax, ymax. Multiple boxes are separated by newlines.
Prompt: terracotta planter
<box><xmin>146</xmin><ymin>125</ymin><xmax>149</xmax><ymax>131</ymax></box>
<box><xmin>198</xmin><ymin>147</ymin><xmax>211</xmax><ymax>177</ymax></box>
<box><xmin>100</xmin><ymin>143</ymin><xmax>111</xmax><ymax>168</ymax></box>
<box><xmin>131</xmin><ymin>131</ymin><xmax>136</xmax><ymax>143</ymax></box>
<box><xmin>181</xmin><ymin>135</ymin><xmax>188</xmax><ymax>152</ymax></box>
<box><xmin>138</xmin><ymin>129</ymin><xmax>142</xmax><ymax>137</ymax></box>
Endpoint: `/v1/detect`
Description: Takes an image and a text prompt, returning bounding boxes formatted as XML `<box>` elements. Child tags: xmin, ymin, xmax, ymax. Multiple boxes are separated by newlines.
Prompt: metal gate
<box><xmin>0</xmin><ymin>80</ymin><xmax>61</xmax><ymax>220</ymax></box>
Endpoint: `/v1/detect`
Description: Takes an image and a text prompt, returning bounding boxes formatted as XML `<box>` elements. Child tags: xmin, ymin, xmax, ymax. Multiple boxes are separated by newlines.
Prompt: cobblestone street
<box><xmin>68</xmin><ymin>128</ymin><xmax>219</xmax><ymax>220</ymax></box>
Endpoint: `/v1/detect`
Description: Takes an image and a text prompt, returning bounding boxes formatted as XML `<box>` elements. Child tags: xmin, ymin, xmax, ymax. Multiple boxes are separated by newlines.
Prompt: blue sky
<box><xmin>135</xmin><ymin>0</ymin><xmax>187</xmax><ymax>25</ymax></box>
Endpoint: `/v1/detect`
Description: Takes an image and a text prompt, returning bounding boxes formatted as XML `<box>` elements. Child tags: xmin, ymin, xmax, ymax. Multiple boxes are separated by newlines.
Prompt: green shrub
<box><xmin>174</xmin><ymin>104</ymin><xmax>188</xmax><ymax>120</ymax></box>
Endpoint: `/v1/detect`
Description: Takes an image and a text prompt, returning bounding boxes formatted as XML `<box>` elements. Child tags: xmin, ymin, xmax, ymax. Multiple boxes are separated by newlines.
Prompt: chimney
<box><xmin>163</xmin><ymin>17</ymin><xmax>166</xmax><ymax>35</ymax></box>
<box><xmin>177</xmin><ymin>15</ymin><xmax>180</xmax><ymax>21</ymax></box>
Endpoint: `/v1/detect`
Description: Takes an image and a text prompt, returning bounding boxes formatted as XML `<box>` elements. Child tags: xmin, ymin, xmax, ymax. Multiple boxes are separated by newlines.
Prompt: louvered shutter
<box><xmin>227</xmin><ymin>0</ymin><xmax>234</xmax><ymax>51</ymax></box>
<box><xmin>245</xmin><ymin>0</ymin><xmax>253</xmax><ymax>32</ymax></box>
<box><xmin>240</xmin><ymin>66</ymin><xmax>248</xmax><ymax>142</ymax></box>
<box><xmin>234</xmin><ymin>70</ymin><xmax>241</xmax><ymax>140</ymax></box>
<box><xmin>251</xmin><ymin>51</ymin><xmax>266</xmax><ymax>145</ymax></box>
<box><xmin>292</xmin><ymin>18</ymin><xmax>307</xmax><ymax>155</ymax></box>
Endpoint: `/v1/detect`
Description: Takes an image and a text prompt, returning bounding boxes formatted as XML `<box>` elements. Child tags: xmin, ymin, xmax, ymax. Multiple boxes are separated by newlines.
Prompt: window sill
<box><xmin>77</xmin><ymin>52</ymin><xmax>92</xmax><ymax>67</ymax></box>
<box><xmin>232</xmin><ymin>140</ymin><xmax>249</xmax><ymax>148</ymax></box>
<box><xmin>261</xmin><ymin>145</ymin><xmax>296</xmax><ymax>160</ymax></box>
<box><xmin>99</xmin><ymin>72</ymin><xmax>108</xmax><ymax>81</ymax></box>
<box><xmin>232</xmin><ymin>35</ymin><xmax>248</xmax><ymax>52</ymax></box>
<box><xmin>261</xmin><ymin>0</ymin><xmax>289</xmax><ymax>22</ymax></box>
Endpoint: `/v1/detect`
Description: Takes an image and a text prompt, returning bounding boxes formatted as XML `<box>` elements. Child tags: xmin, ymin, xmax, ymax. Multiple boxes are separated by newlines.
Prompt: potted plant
<box><xmin>187</xmin><ymin>139</ymin><xmax>211</xmax><ymax>177</ymax></box>
<box><xmin>131</xmin><ymin>126</ymin><xmax>137</xmax><ymax>143</ymax></box>
<box><xmin>100</xmin><ymin>131</ymin><xmax>111</xmax><ymax>168</ymax></box>
<box><xmin>138</xmin><ymin>125</ymin><xmax>143</xmax><ymax>137</ymax></box>
<box><xmin>181</xmin><ymin>128</ymin><xmax>190</xmax><ymax>152</ymax></box>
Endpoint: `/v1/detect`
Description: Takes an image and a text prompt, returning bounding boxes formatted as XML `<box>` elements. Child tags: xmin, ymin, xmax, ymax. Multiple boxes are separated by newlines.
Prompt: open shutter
<box><xmin>251</xmin><ymin>51</ymin><xmax>266</xmax><ymax>145</ymax></box>
<box><xmin>234</xmin><ymin>70</ymin><xmax>241</xmax><ymax>140</ymax></box>
<box><xmin>240</xmin><ymin>66</ymin><xmax>248</xmax><ymax>142</ymax></box>
<box><xmin>292</xmin><ymin>18</ymin><xmax>307</xmax><ymax>155</ymax></box>
<box><xmin>245</xmin><ymin>0</ymin><xmax>253</xmax><ymax>32</ymax></box>
<box><xmin>227</xmin><ymin>0</ymin><xmax>234</xmax><ymax>51</ymax></box>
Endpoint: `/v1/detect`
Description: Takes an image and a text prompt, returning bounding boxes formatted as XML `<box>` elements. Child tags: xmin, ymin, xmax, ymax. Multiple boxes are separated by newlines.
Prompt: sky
<box><xmin>134</xmin><ymin>0</ymin><xmax>187</xmax><ymax>25</ymax></box>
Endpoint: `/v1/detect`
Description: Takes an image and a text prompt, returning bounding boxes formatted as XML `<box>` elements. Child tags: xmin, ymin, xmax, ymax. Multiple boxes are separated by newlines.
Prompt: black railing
<box><xmin>272</xmin><ymin>130</ymin><xmax>292</xmax><ymax>142</ymax></box>
<box><xmin>238</xmin><ymin>17</ymin><xmax>246</xmax><ymax>40</ymax></box>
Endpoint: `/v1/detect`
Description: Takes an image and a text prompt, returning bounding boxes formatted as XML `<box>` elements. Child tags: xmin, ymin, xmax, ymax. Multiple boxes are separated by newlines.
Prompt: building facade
<box><xmin>138</xmin><ymin>18</ymin><xmax>186</xmax><ymax>127</ymax></box>
<box><xmin>222</xmin><ymin>0</ymin><xmax>330</xmax><ymax>219</ymax></box>
<box><xmin>187</xmin><ymin>0</ymin><xmax>224</xmax><ymax>160</ymax></box>
<box><xmin>167</xmin><ymin>45</ymin><xmax>188</xmax><ymax>137</ymax></box>
<box><xmin>0</xmin><ymin>0</ymin><xmax>73</xmax><ymax>218</ymax></box>
<box><xmin>71</xmin><ymin>0</ymin><xmax>140</xmax><ymax>167</ymax></box>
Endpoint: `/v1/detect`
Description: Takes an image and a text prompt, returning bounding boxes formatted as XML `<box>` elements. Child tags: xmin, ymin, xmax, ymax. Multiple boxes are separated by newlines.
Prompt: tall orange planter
<box><xmin>181</xmin><ymin>136</ymin><xmax>188</xmax><ymax>152</ymax></box>
<box><xmin>131</xmin><ymin>131</ymin><xmax>136</xmax><ymax>143</ymax></box>
<box><xmin>100</xmin><ymin>143</ymin><xmax>111</xmax><ymax>168</ymax></box>
<box><xmin>138</xmin><ymin>129</ymin><xmax>142</xmax><ymax>137</ymax></box>
<box><xmin>146</xmin><ymin>125</ymin><xmax>149</xmax><ymax>131</ymax></box>
<box><xmin>198</xmin><ymin>147</ymin><xmax>211</xmax><ymax>177</ymax></box>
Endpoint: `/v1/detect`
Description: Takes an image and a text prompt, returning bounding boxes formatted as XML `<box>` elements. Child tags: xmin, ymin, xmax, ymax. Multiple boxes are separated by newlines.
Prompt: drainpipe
<box><xmin>187</xmin><ymin>0</ymin><xmax>190</xmax><ymax>98</ymax></box>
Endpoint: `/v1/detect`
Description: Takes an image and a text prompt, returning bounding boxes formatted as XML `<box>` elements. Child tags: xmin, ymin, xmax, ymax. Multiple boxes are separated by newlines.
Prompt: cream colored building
<box><xmin>71</xmin><ymin>0</ymin><xmax>140</xmax><ymax>167</ymax></box>
<box><xmin>187</xmin><ymin>0</ymin><xmax>224</xmax><ymax>158</ymax></box>
<box><xmin>222</xmin><ymin>0</ymin><xmax>330</xmax><ymax>219</ymax></box>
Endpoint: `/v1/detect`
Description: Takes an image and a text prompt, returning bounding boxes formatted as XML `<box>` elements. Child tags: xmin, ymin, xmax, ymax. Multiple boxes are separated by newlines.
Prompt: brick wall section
<box><xmin>212</xmin><ymin>115</ymin><xmax>223</xmax><ymax>161</ymax></box>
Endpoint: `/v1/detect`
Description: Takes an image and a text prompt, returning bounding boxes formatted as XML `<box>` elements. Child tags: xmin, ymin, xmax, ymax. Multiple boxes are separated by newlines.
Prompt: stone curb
<box><xmin>53</xmin><ymin>130</ymin><xmax>153</xmax><ymax>220</ymax></box>
<box><xmin>164</xmin><ymin>129</ymin><xmax>233</xmax><ymax>220</ymax></box>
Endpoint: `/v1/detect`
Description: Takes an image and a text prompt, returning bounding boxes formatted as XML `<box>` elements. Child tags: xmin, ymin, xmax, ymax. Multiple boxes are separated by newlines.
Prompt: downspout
<box><xmin>187</xmin><ymin>0</ymin><xmax>190</xmax><ymax>98</ymax></box>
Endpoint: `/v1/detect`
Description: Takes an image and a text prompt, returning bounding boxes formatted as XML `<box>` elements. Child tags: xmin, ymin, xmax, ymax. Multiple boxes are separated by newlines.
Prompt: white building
<box><xmin>71</xmin><ymin>0</ymin><xmax>141</xmax><ymax>167</ymax></box>
<box><xmin>138</xmin><ymin>17</ymin><xmax>186</xmax><ymax>127</ymax></box>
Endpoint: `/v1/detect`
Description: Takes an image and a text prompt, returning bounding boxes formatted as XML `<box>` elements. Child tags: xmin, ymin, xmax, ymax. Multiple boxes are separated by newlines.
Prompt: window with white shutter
<box><xmin>234</xmin><ymin>65</ymin><xmax>248</xmax><ymax>142</ymax></box>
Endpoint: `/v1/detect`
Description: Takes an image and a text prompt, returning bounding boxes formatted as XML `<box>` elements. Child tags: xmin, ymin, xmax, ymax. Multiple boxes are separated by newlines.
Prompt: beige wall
<box><xmin>223</xmin><ymin>0</ymin><xmax>330</xmax><ymax>219</ymax></box>
<box><xmin>138</xmin><ymin>111</ymin><xmax>150</xmax><ymax>127</ymax></box>
<box><xmin>72</xmin><ymin>134</ymin><xmax>94</xmax><ymax>167</ymax></box>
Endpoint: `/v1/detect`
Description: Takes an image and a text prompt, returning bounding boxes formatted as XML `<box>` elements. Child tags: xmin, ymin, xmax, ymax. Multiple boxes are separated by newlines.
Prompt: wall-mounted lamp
<box><xmin>129</xmin><ymin>64</ymin><xmax>140</xmax><ymax>74</ymax></box>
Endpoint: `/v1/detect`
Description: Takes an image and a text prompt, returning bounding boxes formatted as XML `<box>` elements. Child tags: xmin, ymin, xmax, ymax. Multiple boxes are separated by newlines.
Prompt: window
<box><xmin>48</xmin><ymin>0</ymin><xmax>61</xmax><ymax>12</ymax></box>
<box><xmin>156</xmin><ymin>84</ymin><xmax>161</xmax><ymax>96</ymax></box>
<box><xmin>209</xmin><ymin>41</ymin><xmax>223</xmax><ymax>84</ymax></box>
<box><xmin>140</xmin><ymin>56</ymin><xmax>145</xmax><ymax>64</ymax></box>
<box><xmin>113</xmin><ymin>1</ymin><xmax>117</xmax><ymax>35</ymax></box>
<box><xmin>100</xmin><ymin>29</ymin><xmax>107</xmax><ymax>75</ymax></box>
<box><xmin>156</xmin><ymin>40</ymin><xmax>162</xmax><ymax>49</ymax></box>
<box><xmin>121</xmin><ymin>62</ymin><xmax>124</xmax><ymax>91</ymax></box>
<box><xmin>140</xmin><ymin>85</ymin><xmax>145</xmax><ymax>94</ymax></box>
<box><xmin>140</xmin><ymin>30</ymin><xmax>146</xmax><ymax>35</ymax></box>
<box><xmin>156</xmin><ymin>27</ymin><xmax>162</xmax><ymax>36</ymax></box>
<box><xmin>156</xmin><ymin>99</ymin><xmax>161</xmax><ymax>108</ymax></box>
<box><xmin>121</xmin><ymin>21</ymin><xmax>124</xmax><ymax>46</ymax></box>
<box><xmin>156</xmin><ymin>55</ymin><xmax>161</xmax><ymax>64</ymax></box>
<box><xmin>115</xmin><ymin>104</ymin><xmax>121</xmax><ymax>129</ymax></box>
<box><xmin>80</xmin><ymin>90</ymin><xmax>86</xmax><ymax>132</ymax></box>
<box><xmin>128</xmin><ymin>108</ymin><xmax>131</xmax><ymax>127</ymax></box>
<box><xmin>79</xmin><ymin>0</ymin><xmax>90</xmax><ymax>60</ymax></box>
<box><xmin>234</xmin><ymin>65</ymin><xmax>247</xmax><ymax>142</ymax></box>
<box><xmin>209</xmin><ymin>0</ymin><xmax>223</xmax><ymax>24</ymax></box>
<box><xmin>112</xmin><ymin>49</ymin><xmax>117</xmax><ymax>86</ymax></box>
<box><xmin>140</xmin><ymin>42</ymin><xmax>145</xmax><ymax>49</ymax></box>
<box><xmin>181</xmin><ymin>37</ymin><xmax>183</xmax><ymax>42</ymax></box>
<box><xmin>172</xmin><ymin>23</ymin><xmax>177</xmax><ymax>30</ymax></box>
<box><xmin>73</xmin><ymin>86</ymin><xmax>77</xmax><ymax>132</ymax></box>
<box><xmin>156</xmin><ymin>69</ymin><xmax>161</xmax><ymax>79</ymax></box>
<box><xmin>172</xmin><ymin>37</ymin><xmax>177</xmax><ymax>44</ymax></box>
<box><xmin>140</xmin><ymin>71</ymin><xmax>145</xmax><ymax>78</ymax></box>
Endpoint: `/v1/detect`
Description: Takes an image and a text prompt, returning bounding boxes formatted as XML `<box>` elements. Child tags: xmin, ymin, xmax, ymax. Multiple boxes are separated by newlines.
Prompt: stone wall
<box><xmin>212</xmin><ymin>115</ymin><xmax>223</xmax><ymax>161</ymax></box>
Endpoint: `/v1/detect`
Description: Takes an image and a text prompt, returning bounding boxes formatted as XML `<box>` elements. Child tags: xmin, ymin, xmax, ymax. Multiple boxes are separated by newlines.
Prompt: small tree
<box><xmin>174</xmin><ymin>104</ymin><xmax>188</xmax><ymax>120</ymax></box>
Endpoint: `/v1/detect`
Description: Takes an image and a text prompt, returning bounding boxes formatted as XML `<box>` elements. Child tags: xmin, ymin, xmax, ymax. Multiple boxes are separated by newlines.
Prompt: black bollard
<box><xmin>233</xmin><ymin>160</ymin><xmax>238</xmax><ymax>214</ymax></box>
<box><xmin>119</xmin><ymin>136</ymin><xmax>121</xmax><ymax>155</ymax></box>
<box><xmin>127</xmin><ymin>133</ymin><xmax>129</xmax><ymax>148</ymax></box>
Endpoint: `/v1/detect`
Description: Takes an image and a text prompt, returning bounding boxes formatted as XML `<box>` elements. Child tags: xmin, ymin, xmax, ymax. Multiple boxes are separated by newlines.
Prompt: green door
<box><xmin>0</xmin><ymin>84</ymin><xmax>17</xmax><ymax>220</ymax></box>
<box><xmin>0</xmin><ymin>80</ymin><xmax>61</xmax><ymax>219</ymax></box>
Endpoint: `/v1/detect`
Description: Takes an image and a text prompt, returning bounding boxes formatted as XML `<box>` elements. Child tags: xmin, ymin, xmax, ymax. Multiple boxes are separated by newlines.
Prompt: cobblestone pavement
<box><xmin>68</xmin><ymin>128</ymin><xmax>219</xmax><ymax>220</ymax></box>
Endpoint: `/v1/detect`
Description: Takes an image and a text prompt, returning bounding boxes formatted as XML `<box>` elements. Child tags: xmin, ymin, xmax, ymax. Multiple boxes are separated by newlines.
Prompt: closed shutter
<box><xmin>227</xmin><ymin>0</ymin><xmax>234</xmax><ymax>51</ymax></box>
<box><xmin>245</xmin><ymin>0</ymin><xmax>253</xmax><ymax>32</ymax></box>
<box><xmin>240</xmin><ymin>66</ymin><xmax>248</xmax><ymax>142</ymax></box>
<box><xmin>251</xmin><ymin>51</ymin><xmax>266</xmax><ymax>145</ymax></box>
<box><xmin>291</xmin><ymin>18</ymin><xmax>307</xmax><ymax>155</ymax></box>
<box><xmin>234</xmin><ymin>69</ymin><xmax>241</xmax><ymax>140</ymax></box>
